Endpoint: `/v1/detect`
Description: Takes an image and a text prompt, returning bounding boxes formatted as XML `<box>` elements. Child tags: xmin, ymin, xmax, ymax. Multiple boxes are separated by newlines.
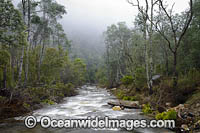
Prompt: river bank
<box><xmin>0</xmin><ymin>83</ymin><xmax>77</xmax><ymax>121</ymax></box>
<box><xmin>108</xmin><ymin>84</ymin><xmax>200</xmax><ymax>132</ymax></box>
<box><xmin>0</xmin><ymin>85</ymin><xmax>173</xmax><ymax>133</ymax></box>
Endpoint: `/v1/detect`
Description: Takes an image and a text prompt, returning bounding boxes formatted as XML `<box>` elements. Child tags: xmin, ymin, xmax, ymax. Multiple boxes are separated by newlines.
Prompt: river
<box><xmin>0</xmin><ymin>85</ymin><xmax>173</xmax><ymax>133</ymax></box>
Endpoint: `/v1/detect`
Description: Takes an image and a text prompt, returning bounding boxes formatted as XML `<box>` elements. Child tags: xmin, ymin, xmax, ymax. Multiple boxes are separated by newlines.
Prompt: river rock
<box><xmin>152</xmin><ymin>75</ymin><xmax>161</xmax><ymax>85</ymax></box>
<box><xmin>166</xmin><ymin>102</ymin><xmax>172</xmax><ymax>107</ymax></box>
<box><xmin>181</xmin><ymin>124</ymin><xmax>190</xmax><ymax>131</ymax></box>
<box><xmin>194</xmin><ymin>120</ymin><xmax>200</xmax><ymax>130</ymax></box>
<box><xmin>108</xmin><ymin>100</ymin><xmax>141</xmax><ymax>109</ymax></box>
<box><xmin>170</xmin><ymin>104</ymin><xmax>185</xmax><ymax>112</ymax></box>
<box><xmin>196</xmin><ymin>103</ymin><xmax>200</xmax><ymax>107</ymax></box>
<box><xmin>112</xmin><ymin>106</ymin><xmax>121</xmax><ymax>111</ymax></box>
<box><xmin>111</xmin><ymin>88</ymin><xmax>117</xmax><ymax>91</ymax></box>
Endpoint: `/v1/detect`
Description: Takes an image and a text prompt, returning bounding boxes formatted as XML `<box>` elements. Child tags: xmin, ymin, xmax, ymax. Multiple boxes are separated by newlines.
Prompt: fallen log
<box><xmin>108</xmin><ymin>100</ymin><xmax>141</xmax><ymax>109</ymax></box>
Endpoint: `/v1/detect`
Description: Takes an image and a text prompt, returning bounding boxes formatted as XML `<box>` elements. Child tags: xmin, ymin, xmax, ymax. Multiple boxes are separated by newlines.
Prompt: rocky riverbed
<box><xmin>0</xmin><ymin>85</ymin><xmax>173</xmax><ymax>133</ymax></box>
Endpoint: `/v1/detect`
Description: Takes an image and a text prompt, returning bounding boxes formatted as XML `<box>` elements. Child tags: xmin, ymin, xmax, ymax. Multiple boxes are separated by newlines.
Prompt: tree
<box><xmin>18</xmin><ymin>0</ymin><xmax>27</xmax><ymax>87</ymax></box>
<box><xmin>104</xmin><ymin>22</ymin><xmax>133</xmax><ymax>87</ymax></box>
<box><xmin>178</xmin><ymin>0</ymin><xmax>200</xmax><ymax>71</ymax></box>
<box><xmin>127</xmin><ymin>0</ymin><xmax>158</xmax><ymax>94</ymax></box>
<box><xmin>0</xmin><ymin>0</ymin><xmax>26</xmax><ymax>89</ymax></box>
<box><xmin>154</xmin><ymin>0</ymin><xmax>193</xmax><ymax>87</ymax></box>
<box><xmin>72</xmin><ymin>58</ymin><xmax>87</xmax><ymax>86</ymax></box>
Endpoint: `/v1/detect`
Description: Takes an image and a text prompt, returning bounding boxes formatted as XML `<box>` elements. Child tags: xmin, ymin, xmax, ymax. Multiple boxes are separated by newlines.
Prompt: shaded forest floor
<box><xmin>108</xmin><ymin>75</ymin><xmax>200</xmax><ymax>132</ymax></box>
<box><xmin>0</xmin><ymin>83</ymin><xmax>77</xmax><ymax>121</ymax></box>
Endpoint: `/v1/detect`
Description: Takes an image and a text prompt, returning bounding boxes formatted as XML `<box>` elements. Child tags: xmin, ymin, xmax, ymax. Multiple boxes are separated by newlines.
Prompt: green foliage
<box><xmin>72</xmin><ymin>58</ymin><xmax>87</xmax><ymax>86</ymax></box>
<box><xmin>178</xmin><ymin>69</ymin><xmax>200</xmax><ymax>90</ymax></box>
<box><xmin>121</xmin><ymin>75</ymin><xmax>134</xmax><ymax>85</ymax></box>
<box><xmin>186</xmin><ymin>91</ymin><xmax>200</xmax><ymax>105</ymax></box>
<box><xmin>134</xmin><ymin>67</ymin><xmax>146</xmax><ymax>89</ymax></box>
<box><xmin>0</xmin><ymin>50</ymin><xmax>13</xmax><ymax>88</ymax></box>
<box><xmin>142</xmin><ymin>104</ymin><xmax>153</xmax><ymax>114</ymax></box>
<box><xmin>122</xmin><ymin>96</ymin><xmax>137</xmax><ymax>101</ymax></box>
<box><xmin>23</xmin><ymin>102</ymin><xmax>30</xmax><ymax>109</ymax></box>
<box><xmin>156</xmin><ymin>110</ymin><xmax>177</xmax><ymax>120</ymax></box>
<box><xmin>116</xmin><ymin>90</ymin><xmax>125</xmax><ymax>99</ymax></box>
<box><xmin>95</xmin><ymin>67</ymin><xmax>108</xmax><ymax>85</ymax></box>
<box><xmin>0</xmin><ymin>0</ymin><xmax>26</xmax><ymax>46</ymax></box>
<box><xmin>28</xmin><ymin>87</ymin><xmax>50</xmax><ymax>100</ymax></box>
<box><xmin>0</xmin><ymin>50</ymin><xmax>10</xmax><ymax>67</ymax></box>
<box><xmin>28</xmin><ymin>46</ymin><xmax>40</xmax><ymax>84</ymax></box>
<box><xmin>0</xmin><ymin>96</ymin><xmax>7</xmax><ymax>104</ymax></box>
<box><xmin>42</xmin><ymin>99</ymin><xmax>55</xmax><ymax>105</ymax></box>
<box><xmin>160</xmin><ymin>78</ymin><xmax>173</xmax><ymax>91</ymax></box>
<box><xmin>41</xmin><ymin>47</ymin><xmax>67</xmax><ymax>84</ymax></box>
<box><xmin>55</xmin><ymin>82</ymin><xmax>75</xmax><ymax>97</ymax></box>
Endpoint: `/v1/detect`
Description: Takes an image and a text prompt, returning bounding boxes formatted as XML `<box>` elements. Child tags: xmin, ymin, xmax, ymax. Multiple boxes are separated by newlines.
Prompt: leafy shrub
<box><xmin>121</xmin><ymin>75</ymin><xmax>134</xmax><ymax>85</ymax></box>
<box><xmin>134</xmin><ymin>67</ymin><xmax>146</xmax><ymax>89</ymax></box>
<box><xmin>122</xmin><ymin>96</ymin><xmax>137</xmax><ymax>101</ymax></box>
<box><xmin>42</xmin><ymin>99</ymin><xmax>55</xmax><ymax>105</ymax></box>
<box><xmin>29</xmin><ymin>87</ymin><xmax>50</xmax><ymax>99</ymax></box>
<box><xmin>186</xmin><ymin>91</ymin><xmax>200</xmax><ymax>105</ymax></box>
<box><xmin>23</xmin><ymin>102</ymin><xmax>30</xmax><ymax>109</ymax></box>
<box><xmin>156</xmin><ymin>110</ymin><xmax>177</xmax><ymax>120</ymax></box>
<box><xmin>116</xmin><ymin>90</ymin><xmax>125</xmax><ymax>99</ymax></box>
<box><xmin>178</xmin><ymin>68</ymin><xmax>200</xmax><ymax>91</ymax></box>
<box><xmin>55</xmin><ymin>82</ymin><xmax>75</xmax><ymax>97</ymax></box>
<box><xmin>122</xmin><ymin>96</ymin><xmax>129</xmax><ymax>101</ymax></box>
<box><xmin>160</xmin><ymin>78</ymin><xmax>173</xmax><ymax>92</ymax></box>
<box><xmin>142</xmin><ymin>104</ymin><xmax>153</xmax><ymax>114</ymax></box>
<box><xmin>0</xmin><ymin>96</ymin><xmax>7</xmax><ymax>104</ymax></box>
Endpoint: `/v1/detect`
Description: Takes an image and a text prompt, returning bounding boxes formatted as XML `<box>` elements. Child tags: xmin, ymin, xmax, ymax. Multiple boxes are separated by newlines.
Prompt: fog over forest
<box><xmin>56</xmin><ymin>0</ymin><xmax>189</xmax><ymax>51</ymax></box>
<box><xmin>13</xmin><ymin>0</ymin><xmax>189</xmax><ymax>52</ymax></box>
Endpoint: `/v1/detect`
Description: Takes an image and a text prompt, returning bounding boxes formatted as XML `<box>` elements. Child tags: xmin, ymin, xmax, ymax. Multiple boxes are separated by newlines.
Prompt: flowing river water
<box><xmin>0</xmin><ymin>85</ymin><xmax>173</xmax><ymax>133</ymax></box>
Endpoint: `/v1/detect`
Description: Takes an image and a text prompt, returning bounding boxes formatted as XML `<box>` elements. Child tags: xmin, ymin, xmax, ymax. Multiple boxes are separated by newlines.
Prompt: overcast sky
<box><xmin>12</xmin><ymin>0</ymin><xmax>190</xmax><ymax>46</ymax></box>
<box><xmin>56</xmin><ymin>0</ymin><xmax>190</xmax><ymax>39</ymax></box>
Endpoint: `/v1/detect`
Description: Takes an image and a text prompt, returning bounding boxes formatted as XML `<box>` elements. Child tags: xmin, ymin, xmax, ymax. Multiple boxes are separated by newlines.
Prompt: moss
<box><xmin>142</xmin><ymin>104</ymin><xmax>153</xmax><ymax>114</ymax></box>
<box><xmin>122</xmin><ymin>96</ymin><xmax>129</xmax><ymax>101</ymax></box>
<box><xmin>156</xmin><ymin>110</ymin><xmax>177</xmax><ymax>120</ymax></box>
<box><xmin>23</xmin><ymin>102</ymin><xmax>30</xmax><ymax>109</ymax></box>
<box><xmin>116</xmin><ymin>90</ymin><xmax>125</xmax><ymax>99</ymax></box>
<box><xmin>122</xmin><ymin>96</ymin><xmax>137</xmax><ymax>101</ymax></box>
<box><xmin>186</xmin><ymin>91</ymin><xmax>200</xmax><ymax>105</ymax></box>
<box><xmin>42</xmin><ymin>99</ymin><xmax>55</xmax><ymax>105</ymax></box>
<box><xmin>121</xmin><ymin>75</ymin><xmax>134</xmax><ymax>85</ymax></box>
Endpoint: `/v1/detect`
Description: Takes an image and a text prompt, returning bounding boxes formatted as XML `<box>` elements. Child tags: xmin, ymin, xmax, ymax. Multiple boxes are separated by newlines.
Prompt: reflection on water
<box><xmin>0</xmin><ymin>85</ymin><xmax>173</xmax><ymax>133</ymax></box>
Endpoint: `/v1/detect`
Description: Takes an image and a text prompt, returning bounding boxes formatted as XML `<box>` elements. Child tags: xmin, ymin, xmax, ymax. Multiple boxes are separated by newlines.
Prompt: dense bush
<box><xmin>55</xmin><ymin>82</ymin><xmax>75</xmax><ymax>97</ymax></box>
<box><xmin>156</xmin><ymin>110</ymin><xmax>177</xmax><ymax>120</ymax></box>
<box><xmin>116</xmin><ymin>90</ymin><xmax>125</xmax><ymax>99</ymax></box>
<box><xmin>121</xmin><ymin>75</ymin><xmax>134</xmax><ymax>85</ymax></box>
<box><xmin>142</xmin><ymin>104</ymin><xmax>153</xmax><ymax>114</ymax></box>
<box><xmin>0</xmin><ymin>96</ymin><xmax>8</xmax><ymax>104</ymax></box>
<box><xmin>42</xmin><ymin>99</ymin><xmax>55</xmax><ymax>105</ymax></box>
<box><xmin>178</xmin><ymin>69</ymin><xmax>200</xmax><ymax>91</ymax></box>
<box><xmin>134</xmin><ymin>67</ymin><xmax>146</xmax><ymax>89</ymax></box>
<box><xmin>122</xmin><ymin>96</ymin><xmax>137</xmax><ymax>101</ymax></box>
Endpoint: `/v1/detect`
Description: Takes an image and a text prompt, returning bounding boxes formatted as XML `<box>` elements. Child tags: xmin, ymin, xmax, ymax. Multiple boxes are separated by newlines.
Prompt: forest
<box><xmin>0</xmin><ymin>0</ymin><xmax>200</xmax><ymax>132</ymax></box>
<box><xmin>0</xmin><ymin>0</ymin><xmax>88</xmax><ymax>118</ymax></box>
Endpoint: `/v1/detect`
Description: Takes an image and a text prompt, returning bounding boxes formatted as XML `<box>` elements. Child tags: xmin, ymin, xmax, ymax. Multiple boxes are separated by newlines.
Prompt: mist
<box><xmin>56</xmin><ymin>0</ymin><xmax>189</xmax><ymax>49</ymax></box>
<box><xmin>12</xmin><ymin>0</ymin><xmax>190</xmax><ymax>50</ymax></box>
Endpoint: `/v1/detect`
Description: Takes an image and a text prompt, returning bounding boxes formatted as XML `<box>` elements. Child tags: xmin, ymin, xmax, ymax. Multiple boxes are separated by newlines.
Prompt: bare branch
<box><xmin>153</xmin><ymin>0</ymin><xmax>159</xmax><ymax>6</ymax></box>
<box><xmin>127</xmin><ymin>0</ymin><xmax>139</xmax><ymax>7</ymax></box>
<box><xmin>170</xmin><ymin>3</ymin><xmax>175</xmax><ymax>16</ymax></box>
<box><xmin>177</xmin><ymin>0</ymin><xmax>193</xmax><ymax>47</ymax></box>
<box><xmin>158</xmin><ymin>0</ymin><xmax>177</xmax><ymax>46</ymax></box>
